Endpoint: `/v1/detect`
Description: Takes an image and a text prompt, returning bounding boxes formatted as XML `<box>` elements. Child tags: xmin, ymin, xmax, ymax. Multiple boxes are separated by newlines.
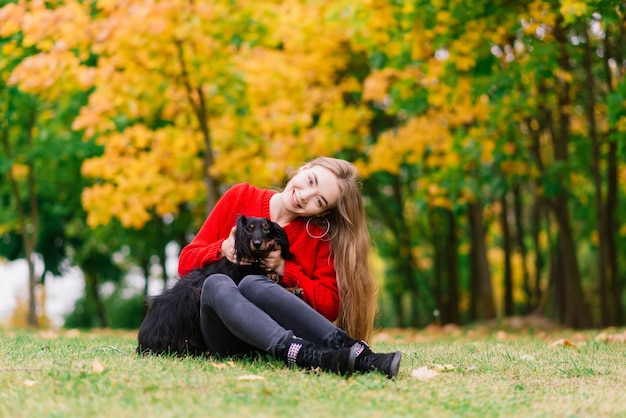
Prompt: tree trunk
<box><xmin>445</xmin><ymin>209</ymin><xmax>460</xmax><ymax>324</ymax></box>
<box><xmin>432</xmin><ymin>207</ymin><xmax>459</xmax><ymax>324</ymax></box>
<box><xmin>602</xmin><ymin>22</ymin><xmax>623</xmax><ymax>325</ymax></box>
<box><xmin>141</xmin><ymin>257</ymin><xmax>151</xmax><ymax>316</ymax></box>
<box><xmin>160</xmin><ymin>244</ymin><xmax>169</xmax><ymax>292</ymax></box>
<box><xmin>25</xmin><ymin>248</ymin><xmax>38</xmax><ymax>326</ymax></box>
<box><xmin>85</xmin><ymin>272</ymin><xmax>108</xmax><ymax>328</ymax></box>
<box><xmin>2</xmin><ymin>105</ymin><xmax>40</xmax><ymax>327</ymax></box>
<box><xmin>582</xmin><ymin>26</ymin><xmax>611</xmax><ymax>326</ymax></box>
<box><xmin>469</xmin><ymin>232</ymin><xmax>479</xmax><ymax>322</ymax></box>
<box><xmin>545</xmin><ymin>17</ymin><xmax>593</xmax><ymax>328</ymax></box>
<box><xmin>433</xmin><ymin>210</ymin><xmax>443</xmax><ymax>323</ymax></box>
<box><xmin>606</xmin><ymin>138</ymin><xmax>622</xmax><ymax>325</ymax></box>
<box><xmin>142</xmin><ymin>257</ymin><xmax>150</xmax><ymax>298</ymax></box>
<box><xmin>530</xmin><ymin>198</ymin><xmax>544</xmax><ymax>310</ymax></box>
<box><xmin>543</xmin><ymin>235</ymin><xmax>560</xmax><ymax>318</ymax></box>
<box><xmin>467</xmin><ymin>200</ymin><xmax>496</xmax><ymax>319</ymax></box>
<box><xmin>199</xmin><ymin>86</ymin><xmax>218</xmax><ymax>215</ymax></box>
<box><xmin>500</xmin><ymin>194</ymin><xmax>514</xmax><ymax>316</ymax></box>
<box><xmin>363</xmin><ymin>173</ymin><xmax>422</xmax><ymax>327</ymax></box>
<box><xmin>392</xmin><ymin>292</ymin><xmax>405</xmax><ymax>328</ymax></box>
<box><xmin>513</xmin><ymin>186</ymin><xmax>532</xmax><ymax>311</ymax></box>
<box><xmin>525</xmin><ymin>119</ymin><xmax>546</xmax><ymax>311</ymax></box>
<box><xmin>175</xmin><ymin>41</ymin><xmax>218</xmax><ymax>215</ymax></box>
<box><xmin>390</xmin><ymin>178</ymin><xmax>423</xmax><ymax>326</ymax></box>
<box><xmin>553</xmin><ymin>195</ymin><xmax>593</xmax><ymax>328</ymax></box>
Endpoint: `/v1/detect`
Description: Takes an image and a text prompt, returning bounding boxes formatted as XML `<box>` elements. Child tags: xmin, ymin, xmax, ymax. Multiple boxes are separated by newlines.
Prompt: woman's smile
<box><xmin>290</xmin><ymin>189</ymin><xmax>302</xmax><ymax>209</ymax></box>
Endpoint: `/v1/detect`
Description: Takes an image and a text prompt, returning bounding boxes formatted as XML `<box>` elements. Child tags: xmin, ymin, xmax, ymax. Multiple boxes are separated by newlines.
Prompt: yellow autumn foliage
<box><xmin>523</xmin><ymin>0</ymin><xmax>558</xmax><ymax>38</ymax></box>
<box><xmin>0</xmin><ymin>3</ymin><xmax>24</xmax><ymax>37</ymax></box>
<box><xmin>2</xmin><ymin>0</ymin><xmax>578</xmax><ymax>229</ymax></box>
<box><xmin>10</xmin><ymin>163</ymin><xmax>30</xmax><ymax>181</ymax></box>
<box><xmin>410</xmin><ymin>19</ymin><xmax>432</xmax><ymax>61</ymax></box>
<box><xmin>81</xmin><ymin>124</ymin><xmax>204</xmax><ymax>228</ymax></box>
<box><xmin>560</xmin><ymin>0</ymin><xmax>588</xmax><ymax>22</ymax></box>
<box><xmin>363</xmin><ymin>68</ymin><xmax>400</xmax><ymax>104</ymax></box>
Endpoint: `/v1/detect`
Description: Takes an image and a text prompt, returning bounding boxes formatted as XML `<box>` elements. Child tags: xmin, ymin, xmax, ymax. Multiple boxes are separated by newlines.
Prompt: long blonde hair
<box><xmin>304</xmin><ymin>157</ymin><xmax>378</xmax><ymax>342</ymax></box>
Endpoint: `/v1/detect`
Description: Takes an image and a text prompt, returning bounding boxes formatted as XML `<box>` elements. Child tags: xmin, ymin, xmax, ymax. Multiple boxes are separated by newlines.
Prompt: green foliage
<box><xmin>64</xmin><ymin>290</ymin><xmax>145</xmax><ymax>330</ymax></box>
<box><xmin>607</xmin><ymin>81</ymin><xmax>626</xmax><ymax>127</ymax></box>
<box><xmin>63</xmin><ymin>294</ymin><xmax>100</xmax><ymax>329</ymax></box>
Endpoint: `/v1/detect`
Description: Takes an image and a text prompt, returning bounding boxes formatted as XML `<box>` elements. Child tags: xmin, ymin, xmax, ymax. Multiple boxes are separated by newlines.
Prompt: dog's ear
<box><xmin>233</xmin><ymin>216</ymin><xmax>250</xmax><ymax>261</ymax></box>
<box><xmin>271</xmin><ymin>221</ymin><xmax>293</xmax><ymax>260</ymax></box>
<box><xmin>236</xmin><ymin>215</ymin><xmax>247</xmax><ymax>230</ymax></box>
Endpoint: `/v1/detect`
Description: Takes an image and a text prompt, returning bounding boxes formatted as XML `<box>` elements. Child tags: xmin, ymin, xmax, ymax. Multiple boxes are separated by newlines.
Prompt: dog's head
<box><xmin>234</xmin><ymin>216</ymin><xmax>293</xmax><ymax>263</ymax></box>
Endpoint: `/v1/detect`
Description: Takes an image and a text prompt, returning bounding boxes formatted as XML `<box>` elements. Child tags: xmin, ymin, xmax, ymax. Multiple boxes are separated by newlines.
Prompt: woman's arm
<box><xmin>177</xmin><ymin>185</ymin><xmax>245</xmax><ymax>276</ymax></box>
<box><xmin>177</xmin><ymin>218</ymin><xmax>228</xmax><ymax>277</ymax></box>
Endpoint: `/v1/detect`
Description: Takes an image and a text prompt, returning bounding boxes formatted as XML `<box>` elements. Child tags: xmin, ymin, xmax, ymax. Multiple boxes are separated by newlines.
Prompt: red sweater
<box><xmin>178</xmin><ymin>183</ymin><xmax>339</xmax><ymax>321</ymax></box>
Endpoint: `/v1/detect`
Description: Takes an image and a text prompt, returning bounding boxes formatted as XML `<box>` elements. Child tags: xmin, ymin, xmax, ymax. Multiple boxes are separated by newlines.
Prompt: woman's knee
<box><xmin>238</xmin><ymin>274</ymin><xmax>271</xmax><ymax>293</ymax></box>
<box><xmin>201</xmin><ymin>274</ymin><xmax>237</xmax><ymax>304</ymax></box>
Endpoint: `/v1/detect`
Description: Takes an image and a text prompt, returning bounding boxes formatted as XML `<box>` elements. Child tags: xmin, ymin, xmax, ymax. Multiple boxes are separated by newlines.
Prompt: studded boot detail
<box><xmin>281</xmin><ymin>337</ymin><xmax>356</xmax><ymax>376</ymax></box>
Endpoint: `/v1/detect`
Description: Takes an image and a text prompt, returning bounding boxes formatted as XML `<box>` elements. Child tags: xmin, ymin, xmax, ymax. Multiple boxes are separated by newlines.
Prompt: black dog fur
<box><xmin>136</xmin><ymin>215</ymin><xmax>293</xmax><ymax>356</ymax></box>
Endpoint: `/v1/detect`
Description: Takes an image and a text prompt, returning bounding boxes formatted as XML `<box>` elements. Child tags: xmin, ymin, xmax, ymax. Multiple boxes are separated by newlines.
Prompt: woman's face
<box><xmin>282</xmin><ymin>165</ymin><xmax>340</xmax><ymax>217</ymax></box>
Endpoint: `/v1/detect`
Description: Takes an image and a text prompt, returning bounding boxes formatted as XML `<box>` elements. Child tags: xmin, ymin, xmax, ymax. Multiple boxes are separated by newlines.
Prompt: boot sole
<box><xmin>386</xmin><ymin>351</ymin><xmax>402</xmax><ymax>378</ymax></box>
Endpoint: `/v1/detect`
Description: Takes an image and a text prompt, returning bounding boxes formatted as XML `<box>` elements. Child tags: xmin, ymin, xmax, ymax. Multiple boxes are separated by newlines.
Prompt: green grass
<box><xmin>1</xmin><ymin>327</ymin><xmax>625</xmax><ymax>417</ymax></box>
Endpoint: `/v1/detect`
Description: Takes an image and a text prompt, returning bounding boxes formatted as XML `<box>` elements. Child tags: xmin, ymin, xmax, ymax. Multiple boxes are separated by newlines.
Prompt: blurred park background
<box><xmin>1</xmin><ymin>0</ymin><xmax>625</xmax><ymax>332</ymax></box>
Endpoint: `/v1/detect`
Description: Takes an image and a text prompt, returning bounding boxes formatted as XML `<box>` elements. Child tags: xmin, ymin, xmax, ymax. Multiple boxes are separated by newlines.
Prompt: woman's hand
<box><xmin>219</xmin><ymin>226</ymin><xmax>238</xmax><ymax>263</ymax></box>
<box><xmin>262</xmin><ymin>247</ymin><xmax>286</xmax><ymax>277</ymax></box>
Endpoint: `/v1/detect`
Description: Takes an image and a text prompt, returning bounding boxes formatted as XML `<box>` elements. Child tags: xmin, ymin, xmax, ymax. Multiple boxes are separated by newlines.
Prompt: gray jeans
<box><xmin>199</xmin><ymin>274</ymin><xmax>339</xmax><ymax>357</ymax></box>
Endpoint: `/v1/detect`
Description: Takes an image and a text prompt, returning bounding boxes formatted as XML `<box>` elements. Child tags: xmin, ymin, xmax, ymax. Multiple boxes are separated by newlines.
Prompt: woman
<box><xmin>178</xmin><ymin>157</ymin><xmax>402</xmax><ymax>377</ymax></box>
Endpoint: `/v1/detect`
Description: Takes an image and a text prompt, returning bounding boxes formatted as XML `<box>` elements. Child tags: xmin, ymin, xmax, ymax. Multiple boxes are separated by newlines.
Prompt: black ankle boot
<box><xmin>351</xmin><ymin>340</ymin><xmax>402</xmax><ymax>378</ymax></box>
<box><xmin>280</xmin><ymin>337</ymin><xmax>356</xmax><ymax>376</ymax></box>
<box><xmin>332</xmin><ymin>331</ymin><xmax>402</xmax><ymax>378</ymax></box>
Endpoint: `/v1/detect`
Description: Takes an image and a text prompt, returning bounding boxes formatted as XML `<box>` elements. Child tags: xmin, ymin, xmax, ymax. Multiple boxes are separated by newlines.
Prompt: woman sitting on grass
<box><xmin>179</xmin><ymin>156</ymin><xmax>402</xmax><ymax>377</ymax></box>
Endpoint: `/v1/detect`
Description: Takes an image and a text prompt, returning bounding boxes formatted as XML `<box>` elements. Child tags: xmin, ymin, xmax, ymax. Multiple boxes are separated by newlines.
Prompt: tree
<box><xmin>0</xmin><ymin>88</ymin><xmax>39</xmax><ymax>326</ymax></box>
<box><xmin>2</xmin><ymin>0</ymin><xmax>624</xmax><ymax>330</ymax></box>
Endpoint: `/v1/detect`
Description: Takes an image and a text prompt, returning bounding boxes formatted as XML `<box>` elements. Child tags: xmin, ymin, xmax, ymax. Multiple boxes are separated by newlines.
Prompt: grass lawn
<box><xmin>1</xmin><ymin>324</ymin><xmax>625</xmax><ymax>417</ymax></box>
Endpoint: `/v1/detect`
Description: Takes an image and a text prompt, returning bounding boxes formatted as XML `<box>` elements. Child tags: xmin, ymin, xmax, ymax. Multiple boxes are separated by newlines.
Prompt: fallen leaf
<box><xmin>550</xmin><ymin>338</ymin><xmax>577</xmax><ymax>348</ymax></box>
<box><xmin>65</xmin><ymin>329</ymin><xmax>81</xmax><ymax>338</ymax></box>
<box><xmin>237</xmin><ymin>375</ymin><xmax>265</xmax><ymax>381</ymax></box>
<box><xmin>411</xmin><ymin>366</ymin><xmax>439</xmax><ymax>381</ymax></box>
<box><xmin>39</xmin><ymin>330</ymin><xmax>59</xmax><ymax>340</ymax></box>
<box><xmin>210</xmin><ymin>361</ymin><xmax>239</xmax><ymax>369</ymax></box>
<box><xmin>595</xmin><ymin>331</ymin><xmax>626</xmax><ymax>343</ymax></box>
<box><xmin>442</xmin><ymin>323</ymin><xmax>462</xmax><ymax>334</ymax></box>
<box><xmin>594</xmin><ymin>332</ymin><xmax>607</xmax><ymax>342</ymax></box>
<box><xmin>92</xmin><ymin>358</ymin><xmax>105</xmax><ymax>373</ymax></box>
<box><xmin>432</xmin><ymin>364</ymin><xmax>456</xmax><ymax>372</ymax></box>
<box><xmin>496</xmin><ymin>330</ymin><xmax>509</xmax><ymax>341</ymax></box>
<box><xmin>372</xmin><ymin>331</ymin><xmax>392</xmax><ymax>342</ymax></box>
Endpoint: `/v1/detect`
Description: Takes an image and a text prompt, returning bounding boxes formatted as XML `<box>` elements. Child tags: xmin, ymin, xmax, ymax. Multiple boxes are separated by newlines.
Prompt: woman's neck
<box><xmin>269</xmin><ymin>193</ymin><xmax>296</xmax><ymax>227</ymax></box>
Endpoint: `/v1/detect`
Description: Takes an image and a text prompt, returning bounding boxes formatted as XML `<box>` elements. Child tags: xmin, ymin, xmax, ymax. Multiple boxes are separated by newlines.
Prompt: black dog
<box><xmin>137</xmin><ymin>215</ymin><xmax>293</xmax><ymax>356</ymax></box>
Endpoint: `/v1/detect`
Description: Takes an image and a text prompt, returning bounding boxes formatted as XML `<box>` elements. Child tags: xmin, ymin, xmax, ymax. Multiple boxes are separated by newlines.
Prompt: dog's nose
<box><xmin>253</xmin><ymin>241</ymin><xmax>262</xmax><ymax>249</ymax></box>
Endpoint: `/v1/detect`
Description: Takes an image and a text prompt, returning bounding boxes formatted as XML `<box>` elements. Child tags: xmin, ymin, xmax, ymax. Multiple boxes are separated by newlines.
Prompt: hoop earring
<box><xmin>306</xmin><ymin>216</ymin><xmax>330</xmax><ymax>239</ymax></box>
